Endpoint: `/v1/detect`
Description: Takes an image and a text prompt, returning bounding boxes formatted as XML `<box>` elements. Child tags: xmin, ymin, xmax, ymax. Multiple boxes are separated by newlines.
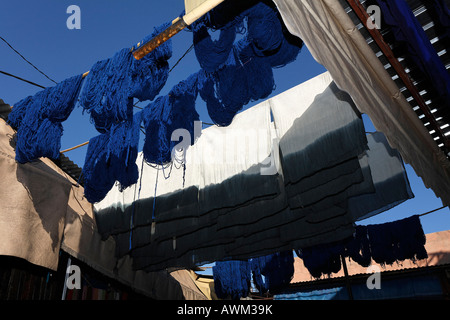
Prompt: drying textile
<box><xmin>271</xmin><ymin>0</ymin><xmax>450</xmax><ymax>207</ymax></box>
<box><xmin>79</xmin><ymin>23</ymin><xmax>172</xmax><ymax>133</ymax></box>
<box><xmin>95</xmin><ymin>72</ymin><xmax>413</xmax><ymax>272</ymax></box>
<box><xmin>213</xmin><ymin>260</ymin><xmax>252</xmax><ymax>300</ymax></box>
<box><xmin>269</xmin><ymin>71</ymin><xmax>370</xmax><ymax>250</ymax></box>
<box><xmin>348</xmin><ymin>132</ymin><xmax>414</xmax><ymax>221</ymax></box>
<box><xmin>296</xmin><ymin>215</ymin><xmax>427</xmax><ymax>278</ymax></box>
<box><xmin>213</xmin><ymin>250</ymin><xmax>294</xmax><ymax>299</ymax></box>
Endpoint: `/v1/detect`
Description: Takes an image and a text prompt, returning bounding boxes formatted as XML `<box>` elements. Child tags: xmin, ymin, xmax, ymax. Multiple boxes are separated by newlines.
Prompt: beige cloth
<box><xmin>0</xmin><ymin>118</ymin><xmax>206</xmax><ymax>300</ymax></box>
<box><xmin>272</xmin><ymin>0</ymin><xmax>450</xmax><ymax>206</ymax></box>
<box><xmin>0</xmin><ymin>118</ymin><xmax>71</xmax><ymax>271</ymax></box>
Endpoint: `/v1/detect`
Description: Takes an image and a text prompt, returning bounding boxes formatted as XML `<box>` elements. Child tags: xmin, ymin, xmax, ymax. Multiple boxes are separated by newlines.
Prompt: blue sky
<box><xmin>1</xmin><ymin>0</ymin><xmax>449</xmax><ymax>235</ymax></box>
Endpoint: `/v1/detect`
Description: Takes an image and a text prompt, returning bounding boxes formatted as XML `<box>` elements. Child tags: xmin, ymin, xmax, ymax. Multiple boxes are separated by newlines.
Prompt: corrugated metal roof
<box><xmin>52</xmin><ymin>152</ymin><xmax>84</xmax><ymax>185</ymax></box>
<box><xmin>340</xmin><ymin>0</ymin><xmax>450</xmax><ymax>155</ymax></box>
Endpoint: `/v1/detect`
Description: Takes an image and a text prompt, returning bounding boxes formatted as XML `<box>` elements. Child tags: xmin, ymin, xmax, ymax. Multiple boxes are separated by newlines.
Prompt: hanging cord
<box><xmin>152</xmin><ymin>165</ymin><xmax>160</xmax><ymax>220</ymax></box>
<box><xmin>129</xmin><ymin>156</ymin><xmax>146</xmax><ymax>250</ymax></box>
<box><xmin>418</xmin><ymin>206</ymin><xmax>448</xmax><ymax>217</ymax></box>
<box><xmin>0</xmin><ymin>70</ymin><xmax>46</xmax><ymax>89</ymax></box>
<box><xmin>169</xmin><ymin>43</ymin><xmax>194</xmax><ymax>73</ymax></box>
<box><xmin>0</xmin><ymin>35</ymin><xmax>57</xmax><ymax>84</ymax></box>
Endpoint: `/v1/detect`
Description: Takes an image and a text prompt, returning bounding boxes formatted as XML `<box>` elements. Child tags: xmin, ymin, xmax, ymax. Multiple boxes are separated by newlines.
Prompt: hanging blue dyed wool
<box><xmin>197</xmin><ymin>70</ymin><xmax>234</xmax><ymax>127</ymax></box>
<box><xmin>296</xmin><ymin>243</ymin><xmax>344</xmax><ymax>279</ymax></box>
<box><xmin>12</xmin><ymin>74</ymin><xmax>83</xmax><ymax>163</ymax></box>
<box><xmin>168</xmin><ymin>72</ymin><xmax>201</xmax><ymax>145</ymax></box>
<box><xmin>367</xmin><ymin>215</ymin><xmax>428</xmax><ymax>266</ymax></box>
<box><xmin>82</xmin><ymin>133</ymin><xmax>115</xmax><ymax>204</ymax></box>
<box><xmin>295</xmin><ymin>226</ymin><xmax>372</xmax><ymax>279</ymax></box>
<box><xmin>343</xmin><ymin>225</ymin><xmax>372</xmax><ymax>268</ymax></box>
<box><xmin>235</xmin><ymin>37</ymin><xmax>275</xmax><ymax>102</ymax></box>
<box><xmin>129</xmin><ymin>22</ymin><xmax>173</xmax><ymax>102</ymax></box>
<box><xmin>79</xmin><ymin>50</ymin><xmax>134</xmax><ymax>133</ymax></box>
<box><xmin>250</xmin><ymin>251</ymin><xmax>294</xmax><ymax>294</ymax></box>
<box><xmin>192</xmin><ymin>22</ymin><xmax>237</xmax><ymax>73</ymax></box>
<box><xmin>246</xmin><ymin>1</ymin><xmax>283</xmax><ymax>56</ymax></box>
<box><xmin>213</xmin><ymin>260</ymin><xmax>251</xmax><ymax>300</ymax></box>
<box><xmin>82</xmin><ymin>110</ymin><xmax>143</xmax><ymax>203</ymax></box>
<box><xmin>107</xmin><ymin>111</ymin><xmax>143</xmax><ymax>191</ymax></box>
<box><xmin>8</xmin><ymin>95</ymin><xmax>33</xmax><ymax>130</ymax></box>
<box><xmin>192</xmin><ymin>0</ymin><xmax>302</xmax><ymax>127</ymax></box>
<box><xmin>142</xmin><ymin>73</ymin><xmax>200</xmax><ymax>164</ymax></box>
<box><xmin>142</xmin><ymin>95</ymin><xmax>172</xmax><ymax>165</ymax></box>
<box><xmin>265</xmin><ymin>27</ymin><xmax>303</xmax><ymax>69</ymax></box>
<box><xmin>80</xmin><ymin>22</ymin><xmax>173</xmax><ymax>133</ymax></box>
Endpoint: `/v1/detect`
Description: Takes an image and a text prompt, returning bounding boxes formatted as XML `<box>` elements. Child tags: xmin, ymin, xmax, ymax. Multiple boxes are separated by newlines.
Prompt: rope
<box><xmin>0</xmin><ymin>70</ymin><xmax>46</xmax><ymax>89</ymax></box>
<box><xmin>418</xmin><ymin>205</ymin><xmax>448</xmax><ymax>217</ymax></box>
<box><xmin>169</xmin><ymin>43</ymin><xmax>194</xmax><ymax>73</ymax></box>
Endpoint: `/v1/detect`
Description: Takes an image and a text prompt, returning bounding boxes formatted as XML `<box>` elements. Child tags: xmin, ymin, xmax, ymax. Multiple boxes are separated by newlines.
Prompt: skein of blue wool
<box><xmin>130</xmin><ymin>22</ymin><xmax>173</xmax><ymax>102</ymax></box>
<box><xmin>14</xmin><ymin>74</ymin><xmax>83</xmax><ymax>163</ymax></box>
<box><xmin>246</xmin><ymin>1</ymin><xmax>283</xmax><ymax>56</ymax></box>
<box><xmin>167</xmin><ymin>72</ymin><xmax>201</xmax><ymax>146</ymax></box>
<box><xmin>8</xmin><ymin>95</ymin><xmax>33</xmax><ymax>129</ymax></box>
<box><xmin>80</xmin><ymin>50</ymin><xmax>134</xmax><ymax>133</ymax></box>
<box><xmin>213</xmin><ymin>260</ymin><xmax>251</xmax><ymax>300</ymax></box>
<box><xmin>80</xmin><ymin>22</ymin><xmax>172</xmax><ymax>133</ymax></box>
<box><xmin>198</xmin><ymin>70</ymin><xmax>236</xmax><ymax>127</ymax></box>
<box><xmin>265</xmin><ymin>27</ymin><xmax>303</xmax><ymax>69</ymax></box>
<box><xmin>142</xmin><ymin>73</ymin><xmax>201</xmax><ymax>164</ymax></box>
<box><xmin>251</xmin><ymin>251</ymin><xmax>294</xmax><ymax>294</ymax></box>
<box><xmin>142</xmin><ymin>95</ymin><xmax>173</xmax><ymax>165</ymax></box>
<box><xmin>107</xmin><ymin>111</ymin><xmax>142</xmax><ymax>191</ymax></box>
<box><xmin>82</xmin><ymin>133</ymin><xmax>115</xmax><ymax>204</ymax></box>
<box><xmin>213</xmin><ymin>48</ymin><xmax>250</xmax><ymax>114</ymax></box>
<box><xmin>235</xmin><ymin>37</ymin><xmax>275</xmax><ymax>102</ymax></box>
<box><xmin>193</xmin><ymin>24</ymin><xmax>237</xmax><ymax>73</ymax></box>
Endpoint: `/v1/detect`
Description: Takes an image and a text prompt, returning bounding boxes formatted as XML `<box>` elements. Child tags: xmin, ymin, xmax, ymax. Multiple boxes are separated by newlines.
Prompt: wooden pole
<box><xmin>60</xmin><ymin>141</ymin><xmax>89</xmax><ymax>154</ymax></box>
<box><xmin>341</xmin><ymin>255</ymin><xmax>354</xmax><ymax>300</ymax></box>
<box><xmin>81</xmin><ymin>0</ymin><xmax>226</xmax><ymax>75</ymax></box>
<box><xmin>133</xmin><ymin>0</ymin><xmax>225</xmax><ymax>60</ymax></box>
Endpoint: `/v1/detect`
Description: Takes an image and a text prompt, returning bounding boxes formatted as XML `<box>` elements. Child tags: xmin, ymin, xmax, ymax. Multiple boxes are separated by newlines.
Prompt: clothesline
<box><xmin>418</xmin><ymin>205</ymin><xmax>448</xmax><ymax>217</ymax></box>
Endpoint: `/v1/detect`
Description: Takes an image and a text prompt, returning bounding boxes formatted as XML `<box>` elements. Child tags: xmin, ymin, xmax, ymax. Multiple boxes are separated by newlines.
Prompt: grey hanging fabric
<box><xmin>348</xmin><ymin>132</ymin><xmax>414</xmax><ymax>221</ymax></box>
<box><xmin>269</xmin><ymin>72</ymin><xmax>371</xmax><ymax>250</ymax></box>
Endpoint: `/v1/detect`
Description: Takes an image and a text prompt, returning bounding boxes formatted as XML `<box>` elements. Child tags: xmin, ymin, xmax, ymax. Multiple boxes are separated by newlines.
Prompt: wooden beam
<box><xmin>133</xmin><ymin>0</ymin><xmax>225</xmax><ymax>60</ymax></box>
